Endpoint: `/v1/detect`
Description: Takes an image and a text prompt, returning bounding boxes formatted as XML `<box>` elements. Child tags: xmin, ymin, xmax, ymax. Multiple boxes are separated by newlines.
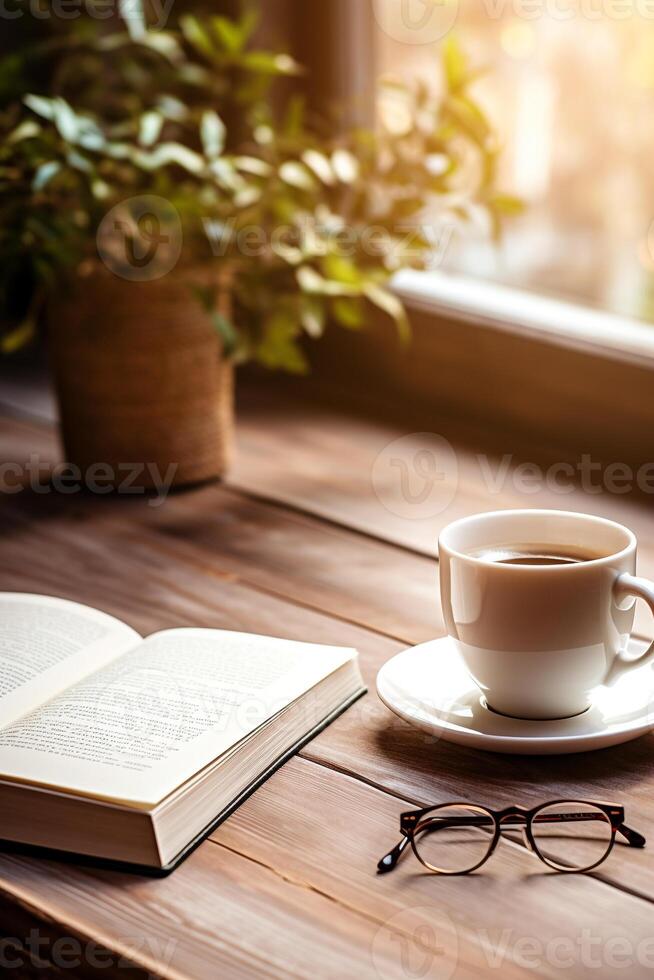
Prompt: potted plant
<box><xmin>0</xmin><ymin>5</ymin><xmax>515</xmax><ymax>488</ymax></box>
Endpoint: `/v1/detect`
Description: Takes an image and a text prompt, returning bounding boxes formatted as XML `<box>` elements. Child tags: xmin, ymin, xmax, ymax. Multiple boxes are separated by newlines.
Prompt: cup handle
<box><xmin>605</xmin><ymin>574</ymin><xmax>654</xmax><ymax>685</ymax></box>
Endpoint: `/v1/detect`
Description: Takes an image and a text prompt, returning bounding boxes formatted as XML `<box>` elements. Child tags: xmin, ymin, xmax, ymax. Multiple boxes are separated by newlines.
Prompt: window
<box><xmin>374</xmin><ymin>2</ymin><xmax>654</xmax><ymax>325</ymax></box>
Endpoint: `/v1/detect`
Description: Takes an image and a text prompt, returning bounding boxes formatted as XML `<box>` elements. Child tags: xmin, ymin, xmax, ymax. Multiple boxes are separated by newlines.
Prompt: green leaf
<box><xmin>258</xmin><ymin>311</ymin><xmax>308</xmax><ymax>373</ymax></box>
<box><xmin>75</xmin><ymin>119</ymin><xmax>105</xmax><ymax>152</ymax></box>
<box><xmin>119</xmin><ymin>0</ymin><xmax>146</xmax><ymax>40</ymax></box>
<box><xmin>66</xmin><ymin>150</ymin><xmax>93</xmax><ymax>174</ymax></box>
<box><xmin>234</xmin><ymin>185</ymin><xmax>262</xmax><ymax>208</ymax></box>
<box><xmin>444</xmin><ymin>94</ymin><xmax>491</xmax><ymax>146</ymax></box>
<box><xmin>1</xmin><ymin>318</ymin><xmax>36</xmax><ymax>353</ymax></box>
<box><xmin>201</xmin><ymin>110</ymin><xmax>226</xmax><ymax>159</ymax></box>
<box><xmin>32</xmin><ymin>161</ymin><xmax>61</xmax><ymax>191</ymax></box>
<box><xmin>139</xmin><ymin>111</ymin><xmax>163</xmax><ymax>148</ymax></box>
<box><xmin>296</xmin><ymin>266</ymin><xmax>325</xmax><ymax>293</ymax></box>
<box><xmin>279</xmin><ymin>161</ymin><xmax>315</xmax><ymax>191</ymax></box>
<box><xmin>301</xmin><ymin>149</ymin><xmax>335</xmax><ymax>185</ymax></box>
<box><xmin>489</xmin><ymin>193</ymin><xmax>524</xmax><ymax>216</ymax></box>
<box><xmin>8</xmin><ymin>120</ymin><xmax>40</xmax><ymax>143</ymax></box>
<box><xmin>24</xmin><ymin>94</ymin><xmax>56</xmax><ymax>121</ymax></box>
<box><xmin>254</xmin><ymin>124</ymin><xmax>274</xmax><ymax>146</ymax></box>
<box><xmin>133</xmin><ymin>142</ymin><xmax>205</xmax><ymax>174</ymax></box>
<box><xmin>138</xmin><ymin>31</ymin><xmax>184</xmax><ymax>63</ymax></box>
<box><xmin>271</xmin><ymin>240</ymin><xmax>304</xmax><ymax>265</ymax></box>
<box><xmin>233</xmin><ymin>156</ymin><xmax>273</xmax><ymax>177</ymax></box>
<box><xmin>237</xmin><ymin>9</ymin><xmax>260</xmax><ymax>46</ymax></box>
<box><xmin>297</xmin><ymin>266</ymin><xmax>361</xmax><ymax>297</ymax></box>
<box><xmin>333</xmin><ymin>297</ymin><xmax>364</xmax><ymax>329</ymax></box>
<box><xmin>210</xmin><ymin>158</ymin><xmax>244</xmax><ymax>191</ymax></box>
<box><xmin>180</xmin><ymin>15</ymin><xmax>215</xmax><ymax>59</ymax></box>
<box><xmin>331</xmin><ymin>149</ymin><xmax>360</xmax><ymax>184</ymax></box>
<box><xmin>92</xmin><ymin>178</ymin><xmax>111</xmax><ymax>200</ymax></box>
<box><xmin>212</xmin><ymin>15</ymin><xmax>244</xmax><ymax>53</ymax></box>
<box><xmin>300</xmin><ymin>297</ymin><xmax>326</xmax><ymax>338</ymax></box>
<box><xmin>241</xmin><ymin>51</ymin><xmax>300</xmax><ymax>75</ymax></box>
<box><xmin>283</xmin><ymin>95</ymin><xmax>306</xmax><ymax>137</ymax></box>
<box><xmin>157</xmin><ymin>95</ymin><xmax>188</xmax><ymax>122</ymax></box>
<box><xmin>52</xmin><ymin>98</ymin><xmax>81</xmax><ymax>143</ymax></box>
<box><xmin>260</xmin><ymin>339</ymin><xmax>308</xmax><ymax>373</ymax></box>
<box><xmin>363</xmin><ymin>284</ymin><xmax>410</xmax><ymax>342</ymax></box>
<box><xmin>443</xmin><ymin>35</ymin><xmax>468</xmax><ymax>92</ymax></box>
<box><xmin>191</xmin><ymin>283</ymin><xmax>239</xmax><ymax>357</ymax></box>
<box><xmin>209</xmin><ymin>311</ymin><xmax>239</xmax><ymax>357</ymax></box>
<box><xmin>322</xmin><ymin>254</ymin><xmax>362</xmax><ymax>286</ymax></box>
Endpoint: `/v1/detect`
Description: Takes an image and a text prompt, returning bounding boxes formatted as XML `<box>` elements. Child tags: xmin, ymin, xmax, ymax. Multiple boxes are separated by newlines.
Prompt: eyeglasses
<box><xmin>378</xmin><ymin>800</ymin><xmax>646</xmax><ymax>875</ymax></box>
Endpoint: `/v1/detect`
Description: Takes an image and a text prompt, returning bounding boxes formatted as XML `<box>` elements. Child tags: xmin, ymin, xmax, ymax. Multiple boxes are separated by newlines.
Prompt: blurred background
<box><xmin>377</xmin><ymin>1</ymin><xmax>654</xmax><ymax>321</ymax></box>
<box><xmin>237</xmin><ymin>0</ymin><xmax>654</xmax><ymax>323</ymax></box>
<box><xmin>3</xmin><ymin>0</ymin><xmax>654</xmax><ymax>481</ymax></box>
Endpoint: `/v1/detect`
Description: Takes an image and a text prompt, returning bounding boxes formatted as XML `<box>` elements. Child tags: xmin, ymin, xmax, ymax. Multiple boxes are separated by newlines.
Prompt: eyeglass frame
<box><xmin>378</xmin><ymin>799</ymin><xmax>646</xmax><ymax>876</ymax></box>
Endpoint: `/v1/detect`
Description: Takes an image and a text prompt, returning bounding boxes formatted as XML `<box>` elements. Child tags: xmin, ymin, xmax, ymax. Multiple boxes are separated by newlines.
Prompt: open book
<box><xmin>0</xmin><ymin>594</ymin><xmax>365</xmax><ymax>874</ymax></box>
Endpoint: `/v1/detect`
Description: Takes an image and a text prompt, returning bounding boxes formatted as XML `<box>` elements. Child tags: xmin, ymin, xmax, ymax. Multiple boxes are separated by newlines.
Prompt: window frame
<box><xmin>392</xmin><ymin>270</ymin><xmax>654</xmax><ymax>370</ymax></box>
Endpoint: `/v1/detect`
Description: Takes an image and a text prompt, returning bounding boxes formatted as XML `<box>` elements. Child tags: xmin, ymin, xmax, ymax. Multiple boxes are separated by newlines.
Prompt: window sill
<box><xmin>393</xmin><ymin>269</ymin><xmax>654</xmax><ymax>369</ymax></box>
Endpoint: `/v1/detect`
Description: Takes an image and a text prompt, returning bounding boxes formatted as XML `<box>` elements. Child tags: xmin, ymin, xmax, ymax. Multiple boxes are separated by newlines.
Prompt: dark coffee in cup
<box><xmin>468</xmin><ymin>545</ymin><xmax>604</xmax><ymax>566</ymax></box>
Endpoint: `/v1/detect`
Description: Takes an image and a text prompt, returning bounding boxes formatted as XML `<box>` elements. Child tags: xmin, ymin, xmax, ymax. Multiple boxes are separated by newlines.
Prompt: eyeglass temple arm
<box><xmin>617</xmin><ymin>823</ymin><xmax>646</xmax><ymax>848</ymax></box>
<box><xmin>377</xmin><ymin>835</ymin><xmax>411</xmax><ymax>874</ymax></box>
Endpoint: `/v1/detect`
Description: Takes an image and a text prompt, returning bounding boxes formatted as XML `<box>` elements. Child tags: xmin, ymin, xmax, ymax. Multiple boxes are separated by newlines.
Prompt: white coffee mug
<box><xmin>438</xmin><ymin>510</ymin><xmax>654</xmax><ymax>720</ymax></box>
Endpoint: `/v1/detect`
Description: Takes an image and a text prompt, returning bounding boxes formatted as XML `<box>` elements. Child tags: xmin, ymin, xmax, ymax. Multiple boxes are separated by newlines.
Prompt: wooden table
<box><xmin>2</xmin><ymin>377</ymin><xmax>654</xmax><ymax>979</ymax></box>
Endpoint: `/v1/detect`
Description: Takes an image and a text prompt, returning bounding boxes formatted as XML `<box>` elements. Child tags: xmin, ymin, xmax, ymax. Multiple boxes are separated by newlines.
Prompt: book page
<box><xmin>0</xmin><ymin>594</ymin><xmax>141</xmax><ymax>728</ymax></box>
<box><xmin>0</xmin><ymin>628</ymin><xmax>357</xmax><ymax>806</ymax></box>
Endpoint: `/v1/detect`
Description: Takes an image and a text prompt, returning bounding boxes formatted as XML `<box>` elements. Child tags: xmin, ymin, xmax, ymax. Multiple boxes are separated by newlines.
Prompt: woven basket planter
<box><xmin>49</xmin><ymin>266</ymin><xmax>233</xmax><ymax>490</ymax></box>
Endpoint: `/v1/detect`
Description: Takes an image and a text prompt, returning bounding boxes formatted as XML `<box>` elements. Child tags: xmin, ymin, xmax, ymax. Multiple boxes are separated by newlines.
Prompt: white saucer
<box><xmin>377</xmin><ymin>636</ymin><xmax>654</xmax><ymax>755</ymax></box>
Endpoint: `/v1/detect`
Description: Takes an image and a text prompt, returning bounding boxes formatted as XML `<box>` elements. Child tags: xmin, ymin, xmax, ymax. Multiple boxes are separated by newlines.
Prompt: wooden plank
<box><xmin>3</xmin><ymin>397</ymin><xmax>654</xmax><ymax>974</ymax></box>
<box><xmin>213</xmin><ymin>757</ymin><xmax>654</xmax><ymax>975</ymax></box>
<box><xmin>2</xmin><ymin>487</ymin><xmax>654</xmax><ymax>906</ymax></box>
<box><xmin>0</xmin><ymin>889</ymin><xmax>150</xmax><ymax>979</ymax></box>
<box><xmin>0</xmin><ymin>415</ymin><xmax>444</xmax><ymax>647</ymax></box>
<box><xmin>3</xmin><ymin>758</ymin><xmax>654</xmax><ymax>980</ymax></box>
<box><xmin>0</xmin><ymin>841</ymin><xmax>418</xmax><ymax>980</ymax></box>
<box><xmin>5</xmin><ymin>379</ymin><xmax>654</xmax><ymax>570</ymax></box>
<box><xmin>2</xmin><ymin>414</ymin><xmax>651</xmax><ymax>645</ymax></box>
<box><xmin>1</xmin><ymin>418</ymin><xmax>654</xmax><ymax>824</ymax></box>
<box><xmin>231</xmin><ymin>391</ymin><xmax>654</xmax><ymax>568</ymax></box>
<box><xmin>120</xmin><ymin>483</ymin><xmax>444</xmax><ymax>644</ymax></box>
<box><xmin>0</xmin><ymin>501</ymin><xmax>401</xmax><ymax>686</ymax></box>
<box><xmin>302</xmin><ymin>718</ymin><xmax>654</xmax><ymax>901</ymax></box>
